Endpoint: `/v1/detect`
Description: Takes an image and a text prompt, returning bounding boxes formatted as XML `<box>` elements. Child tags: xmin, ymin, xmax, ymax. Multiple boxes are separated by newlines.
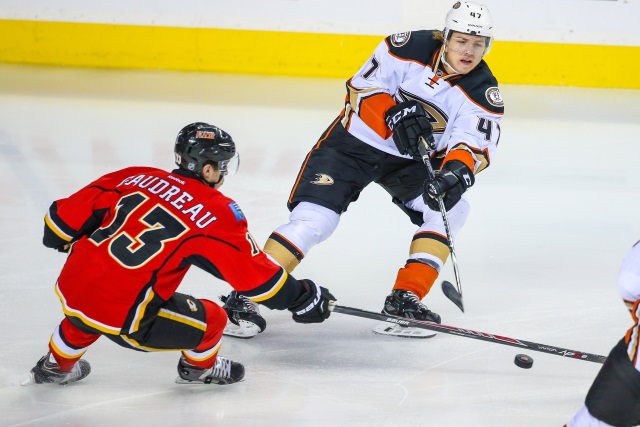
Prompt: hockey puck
<box><xmin>514</xmin><ymin>354</ymin><xmax>533</xmax><ymax>369</ymax></box>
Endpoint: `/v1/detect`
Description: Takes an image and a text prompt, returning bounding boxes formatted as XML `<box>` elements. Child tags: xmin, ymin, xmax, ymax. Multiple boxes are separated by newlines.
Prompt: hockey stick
<box><xmin>331</xmin><ymin>304</ymin><xmax>607</xmax><ymax>364</ymax></box>
<box><xmin>418</xmin><ymin>139</ymin><xmax>464</xmax><ymax>312</ymax></box>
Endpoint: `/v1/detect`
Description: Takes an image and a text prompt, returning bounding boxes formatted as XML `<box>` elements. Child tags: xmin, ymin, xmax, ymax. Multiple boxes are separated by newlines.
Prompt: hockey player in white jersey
<box><xmin>223</xmin><ymin>1</ymin><xmax>504</xmax><ymax>338</ymax></box>
<box><xmin>566</xmin><ymin>241</ymin><xmax>640</xmax><ymax>427</ymax></box>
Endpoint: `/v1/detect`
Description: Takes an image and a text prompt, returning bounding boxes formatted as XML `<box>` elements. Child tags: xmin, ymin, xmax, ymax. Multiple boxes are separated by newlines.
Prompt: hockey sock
<box><xmin>392</xmin><ymin>261</ymin><xmax>438</xmax><ymax>300</ymax></box>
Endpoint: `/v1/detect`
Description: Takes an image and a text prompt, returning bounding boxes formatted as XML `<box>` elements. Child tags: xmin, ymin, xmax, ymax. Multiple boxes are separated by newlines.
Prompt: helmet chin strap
<box><xmin>199</xmin><ymin>161</ymin><xmax>226</xmax><ymax>188</ymax></box>
<box><xmin>201</xmin><ymin>173</ymin><xmax>224</xmax><ymax>188</ymax></box>
<box><xmin>440</xmin><ymin>46</ymin><xmax>462</xmax><ymax>75</ymax></box>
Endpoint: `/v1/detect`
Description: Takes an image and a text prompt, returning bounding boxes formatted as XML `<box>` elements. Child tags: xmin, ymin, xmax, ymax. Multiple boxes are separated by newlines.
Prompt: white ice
<box><xmin>1</xmin><ymin>64</ymin><xmax>639</xmax><ymax>427</ymax></box>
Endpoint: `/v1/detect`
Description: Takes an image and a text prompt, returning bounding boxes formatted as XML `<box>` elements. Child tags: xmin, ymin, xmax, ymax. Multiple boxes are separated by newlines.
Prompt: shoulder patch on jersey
<box><xmin>485</xmin><ymin>87</ymin><xmax>503</xmax><ymax>107</ymax></box>
<box><xmin>390</xmin><ymin>32</ymin><xmax>411</xmax><ymax>47</ymax></box>
<box><xmin>385</xmin><ymin>30</ymin><xmax>440</xmax><ymax>67</ymax></box>
<box><xmin>228</xmin><ymin>202</ymin><xmax>245</xmax><ymax>221</ymax></box>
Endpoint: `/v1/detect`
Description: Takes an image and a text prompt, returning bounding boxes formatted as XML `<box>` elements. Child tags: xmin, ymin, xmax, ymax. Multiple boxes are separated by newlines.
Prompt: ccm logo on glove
<box><xmin>384</xmin><ymin>101</ymin><xmax>435</xmax><ymax>156</ymax></box>
<box><xmin>385</xmin><ymin>102</ymin><xmax>422</xmax><ymax>131</ymax></box>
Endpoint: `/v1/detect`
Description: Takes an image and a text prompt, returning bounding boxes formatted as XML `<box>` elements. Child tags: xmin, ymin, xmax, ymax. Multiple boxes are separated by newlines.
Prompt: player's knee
<box><xmin>198</xmin><ymin>299</ymin><xmax>227</xmax><ymax>348</ymax></box>
<box><xmin>287</xmin><ymin>202</ymin><xmax>340</xmax><ymax>246</ymax></box>
<box><xmin>585</xmin><ymin>338</ymin><xmax>640</xmax><ymax>427</ymax></box>
<box><xmin>415</xmin><ymin>196</ymin><xmax>470</xmax><ymax>237</ymax></box>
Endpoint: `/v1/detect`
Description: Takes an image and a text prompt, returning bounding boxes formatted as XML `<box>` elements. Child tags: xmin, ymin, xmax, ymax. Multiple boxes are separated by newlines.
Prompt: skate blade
<box><xmin>372</xmin><ymin>322</ymin><xmax>436</xmax><ymax>339</ymax></box>
<box><xmin>174</xmin><ymin>376</ymin><xmax>241</xmax><ymax>385</ymax></box>
<box><xmin>222</xmin><ymin>319</ymin><xmax>261</xmax><ymax>339</ymax></box>
<box><xmin>21</xmin><ymin>374</ymin><xmax>35</xmax><ymax>386</ymax></box>
<box><xmin>175</xmin><ymin>377</ymin><xmax>207</xmax><ymax>385</ymax></box>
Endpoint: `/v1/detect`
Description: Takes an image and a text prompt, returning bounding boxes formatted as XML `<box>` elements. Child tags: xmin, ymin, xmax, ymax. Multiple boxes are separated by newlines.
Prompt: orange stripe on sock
<box><xmin>392</xmin><ymin>262</ymin><xmax>438</xmax><ymax>300</ymax></box>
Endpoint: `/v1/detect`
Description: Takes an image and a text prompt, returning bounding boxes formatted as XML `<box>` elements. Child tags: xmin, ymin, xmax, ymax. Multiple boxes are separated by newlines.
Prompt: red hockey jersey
<box><xmin>43</xmin><ymin>167</ymin><xmax>301</xmax><ymax>335</ymax></box>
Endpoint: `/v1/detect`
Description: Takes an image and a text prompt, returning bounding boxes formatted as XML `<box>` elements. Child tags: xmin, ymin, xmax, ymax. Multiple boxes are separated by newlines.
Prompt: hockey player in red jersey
<box><xmin>252</xmin><ymin>1</ymin><xmax>503</xmax><ymax>337</ymax></box>
<box><xmin>565</xmin><ymin>241</ymin><xmax>640</xmax><ymax>427</ymax></box>
<box><xmin>24</xmin><ymin>122</ymin><xmax>335</xmax><ymax>386</ymax></box>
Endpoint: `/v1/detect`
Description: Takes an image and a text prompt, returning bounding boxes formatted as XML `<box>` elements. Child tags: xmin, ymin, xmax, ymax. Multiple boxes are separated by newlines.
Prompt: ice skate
<box><xmin>373</xmin><ymin>290</ymin><xmax>441</xmax><ymax>338</ymax></box>
<box><xmin>220</xmin><ymin>291</ymin><xmax>266</xmax><ymax>338</ymax></box>
<box><xmin>22</xmin><ymin>353</ymin><xmax>91</xmax><ymax>386</ymax></box>
<box><xmin>175</xmin><ymin>355</ymin><xmax>245</xmax><ymax>385</ymax></box>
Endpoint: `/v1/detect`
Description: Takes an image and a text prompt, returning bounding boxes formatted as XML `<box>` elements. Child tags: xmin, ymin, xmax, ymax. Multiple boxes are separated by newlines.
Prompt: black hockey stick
<box><xmin>331</xmin><ymin>304</ymin><xmax>607</xmax><ymax>364</ymax></box>
<box><xmin>418</xmin><ymin>139</ymin><xmax>464</xmax><ymax>312</ymax></box>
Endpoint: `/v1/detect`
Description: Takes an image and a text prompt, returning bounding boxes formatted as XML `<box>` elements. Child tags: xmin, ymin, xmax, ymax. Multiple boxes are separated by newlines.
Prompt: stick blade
<box><xmin>442</xmin><ymin>280</ymin><xmax>464</xmax><ymax>312</ymax></box>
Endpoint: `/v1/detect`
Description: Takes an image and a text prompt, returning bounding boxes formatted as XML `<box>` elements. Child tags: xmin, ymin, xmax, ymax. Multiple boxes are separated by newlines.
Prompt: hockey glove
<box><xmin>385</xmin><ymin>101</ymin><xmax>435</xmax><ymax>157</ymax></box>
<box><xmin>289</xmin><ymin>280</ymin><xmax>335</xmax><ymax>324</ymax></box>
<box><xmin>424</xmin><ymin>160</ymin><xmax>475</xmax><ymax>211</ymax></box>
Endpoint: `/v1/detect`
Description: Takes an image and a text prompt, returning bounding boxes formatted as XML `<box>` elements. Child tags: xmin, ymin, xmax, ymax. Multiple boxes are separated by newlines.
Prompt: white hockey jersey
<box><xmin>341</xmin><ymin>30</ymin><xmax>504</xmax><ymax>174</ymax></box>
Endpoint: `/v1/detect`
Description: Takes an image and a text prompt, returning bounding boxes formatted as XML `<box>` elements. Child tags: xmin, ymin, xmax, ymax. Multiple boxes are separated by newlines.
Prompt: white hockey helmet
<box><xmin>444</xmin><ymin>1</ymin><xmax>494</xmax><ymax>56</ymax></box>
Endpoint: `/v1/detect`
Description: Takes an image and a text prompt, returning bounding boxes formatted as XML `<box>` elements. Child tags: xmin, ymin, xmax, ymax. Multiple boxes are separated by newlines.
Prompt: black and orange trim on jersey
<box><xmin>444</xmin><ymin>142</ymin><xmax>491</xmax><ymax>174</ymax></box>
<box><xmin>384</xmin><ymin>30</ymin><xmax>436</xmax><ymax>66</ymax></box>
<box><xmin>351</xmin><ymin>90</ymin><xmax>395</xmax><ymax>139</ymax></box>
<box><xmin>287</xmin><ymin>115</ymin><xmax>343</xmax><ymax>206</ymax></box>
<box><xmin>625</xmin><ymin>299</ymin><xmax>640</xmax><ymax>366</ymax></box>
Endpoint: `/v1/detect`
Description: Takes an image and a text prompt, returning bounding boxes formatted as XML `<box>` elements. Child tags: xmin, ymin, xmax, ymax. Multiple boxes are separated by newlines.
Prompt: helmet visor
<box><xmin>219</xmin><ymin>152</ymin><xmax>240</xmax><ymax>176</ymax></box>
<box><xmin>446</xmin><ymin>32</ymin><xmax>492</xmax><ymax>57</ymax></box>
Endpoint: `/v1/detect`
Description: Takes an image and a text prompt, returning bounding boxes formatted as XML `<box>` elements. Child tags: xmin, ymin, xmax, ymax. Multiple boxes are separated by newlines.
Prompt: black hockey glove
<box><xmin>288</xmin><ymin>280</ymin><xmax>335</xmax><ymax>324</ymax></box>
<box><xmin>423</xmin><ymin>160</ymin><xmax>475</xmax><ymax>211</ymax></box>
<box><xmin>385</xmin><ymin>101</ymin><xmax>435</xmax><ymax>157</ymax></box>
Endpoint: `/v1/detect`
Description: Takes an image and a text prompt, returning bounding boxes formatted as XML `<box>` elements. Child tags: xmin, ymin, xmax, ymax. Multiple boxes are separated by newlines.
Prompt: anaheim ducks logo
<box><xmin>311</xmin><ymin>173</ymin><xmax>334</xmax><ymax>185</ymax></box>
<box><xmin>390</xmin><ymin>32</ymin><xmax>411</xmax><ymax>47</ymax></box>
<box><xmin>485</xmin><ymin>87</ymin><xmax>504</xmax><ymax>107</ymax></box>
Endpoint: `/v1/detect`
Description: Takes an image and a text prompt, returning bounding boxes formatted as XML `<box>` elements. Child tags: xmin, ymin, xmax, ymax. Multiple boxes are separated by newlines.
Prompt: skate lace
<box><xmin>222</xmin><ymin>292</ymin><xmax>259</xmax><ymax>313</ymax></box>
<box><xmin>211</xmin><ymin>357</ymin><xmax>232</xmax><ymax>379</ymax></box>
<box><xmin>239</xmin><ymin>295</ymin><xmax>259</xmax><ymax>313</ymax></box>
<box><xmin>401</xmin><ymin>291</ymin><xmax>429</xmax><ymax>312</ymax></box>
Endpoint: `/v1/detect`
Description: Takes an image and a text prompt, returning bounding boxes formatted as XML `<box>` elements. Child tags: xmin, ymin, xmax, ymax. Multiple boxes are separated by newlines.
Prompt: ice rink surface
<box><xmin>1</xmin><ymin>63</ymin><xmax>639</xmax><ymax>426</ymax></box>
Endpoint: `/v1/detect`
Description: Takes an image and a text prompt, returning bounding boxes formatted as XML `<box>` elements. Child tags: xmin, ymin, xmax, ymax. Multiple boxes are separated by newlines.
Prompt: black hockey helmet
<box><xmin>174</xmin><ymin>122</ymin><xmax>239</xmax><ymax>177</ymax></box>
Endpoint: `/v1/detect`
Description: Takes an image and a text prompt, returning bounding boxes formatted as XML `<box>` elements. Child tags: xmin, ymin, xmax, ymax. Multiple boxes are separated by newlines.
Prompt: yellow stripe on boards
<box><xmin>1</xmin><ymin>19</ymin><xmax>639</xmax><ymax>89</ymax></box>
<box><xmin>489</xmin><ymin>40</ymin><xmax>640</xmax><ymax>90</ymax></box>
<box><xmin>0</xmin><ymin>19</ymin><xmax>377</xmax><ymax>78</ymax></box>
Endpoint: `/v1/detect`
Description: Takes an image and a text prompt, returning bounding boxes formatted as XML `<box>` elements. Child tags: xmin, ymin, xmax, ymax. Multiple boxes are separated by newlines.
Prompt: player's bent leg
<box><xmin>24</xmin><ymin>318</ymin><xmax>98</xmax><ymax>386</ymax></box>
<box><xmin>176</xmin><ymin>299</ymin><xmax>244</xmax><ymax>384</ymax></box>
<box><xmin>264</xmin><ymin>202</ymin><xmax>340</xmax><ymax>273</ymax></box>
<box><xmin>415</xmin><ymin>194</ymin><xmax>471</xmax><ymax>237</ymax></box>
<box><xmin>584</xmin><ymin>338</ymin><xmax>640</xmax><ymax>426</ymax></box>
<box><xmin>220</xmin><ymin>290</ymin><xmax>266</xmax><ymax>339</ymax></box>
<box><xmin>374</xmin><ymin>197</ymin><xmax>470</xmax><ymax>338</ymax></box>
